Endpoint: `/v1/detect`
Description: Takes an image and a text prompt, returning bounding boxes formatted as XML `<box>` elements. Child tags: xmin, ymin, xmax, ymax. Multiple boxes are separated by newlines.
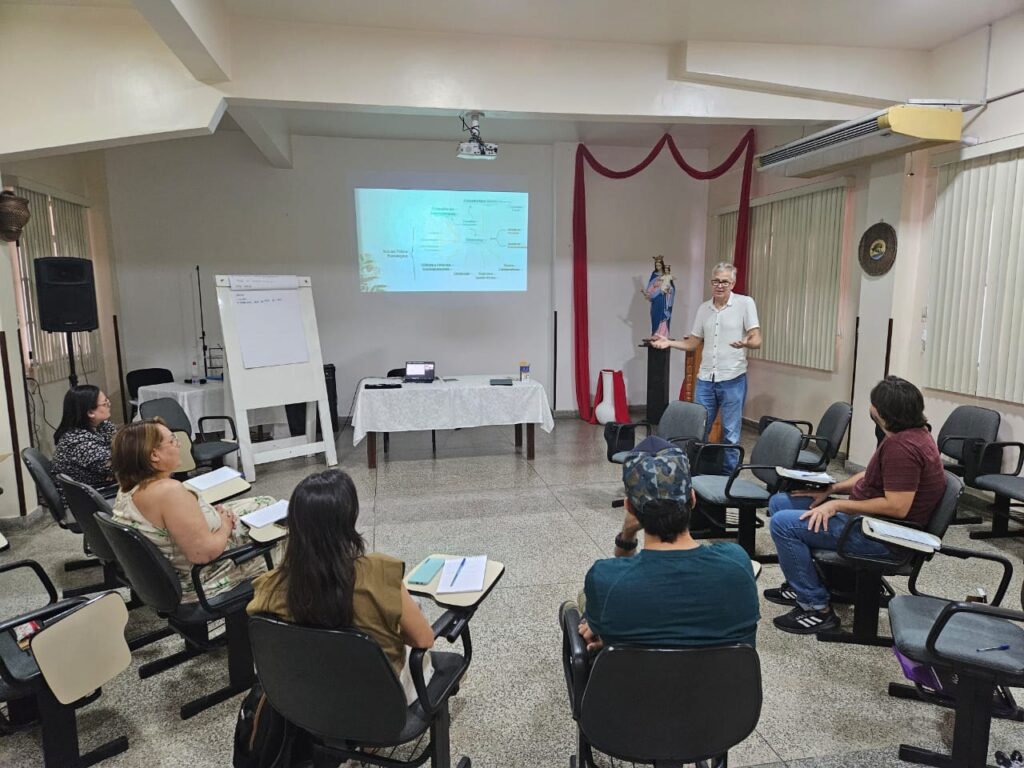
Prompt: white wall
<box><xmin>0</xmin><ymin>240</ymin><xmax>35</xmax><ymax>519</ymax></box>
<box><xmin>105</xmin><ymin>133</ymin><xmax>555</xmax><ymax>419</ymax></box>
<box><xmin>568</xmin><ymin>145</ymin><xmax>708</xmax><ymax>408</ymax></box>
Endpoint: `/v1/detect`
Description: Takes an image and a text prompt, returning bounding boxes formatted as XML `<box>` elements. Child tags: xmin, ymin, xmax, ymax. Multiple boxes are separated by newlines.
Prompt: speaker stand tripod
<box><xmin>65</xmin><ymin>331</ymin><xmax>78</xmax><ymax>387</ymax></box>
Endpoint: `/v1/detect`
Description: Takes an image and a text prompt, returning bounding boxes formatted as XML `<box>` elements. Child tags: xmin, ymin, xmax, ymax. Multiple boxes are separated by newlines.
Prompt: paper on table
<box><xmin>185</xmin><ymin>466</ymin><xmax>242</xmax><ymax>491</ymax></box>
<box><xmin>436</xmin><ymin>555</ymin><xmax>487</xmax><ymax>594</ymax></box>
<box><xmin>241</xmin><ymin>500</ymin><xmax>289</xmax><ymax>529</ymax></box>
<box><xmin>775</xmin><ymin>466</ymin><xmax>835</xmax><ymax>485</ymax></box>
<box><xmin>862</xmin><ymin>517</ymin><xmax>941</xmax><ymax>553</ymax></box>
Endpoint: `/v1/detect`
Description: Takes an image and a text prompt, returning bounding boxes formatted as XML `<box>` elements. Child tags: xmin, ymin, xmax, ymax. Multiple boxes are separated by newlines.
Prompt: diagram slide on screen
<box><xmin>356</xmin><ymin>188</ymin><xmax>528</xmax><ymax>292</ymax></box>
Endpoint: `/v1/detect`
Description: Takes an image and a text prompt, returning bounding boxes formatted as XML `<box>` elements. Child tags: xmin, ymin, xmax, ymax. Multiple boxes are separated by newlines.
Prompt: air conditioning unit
<box><xmin>756</xmin><ymin>104</ymin><xmax>963</xmax><ymax>178</ymax></box>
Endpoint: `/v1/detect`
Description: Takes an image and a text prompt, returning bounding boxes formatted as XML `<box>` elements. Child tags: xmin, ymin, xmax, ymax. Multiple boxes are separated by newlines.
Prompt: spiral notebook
<box><xmin>436</xmin><ymin>556</ymin><xmax>487</xmax><ymax>594</ymax></box>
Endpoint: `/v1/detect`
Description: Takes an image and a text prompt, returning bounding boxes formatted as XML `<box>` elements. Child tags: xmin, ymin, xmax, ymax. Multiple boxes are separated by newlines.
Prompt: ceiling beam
<box><xmin>670</xmin><ymin>41</ymin><xmax>933</xmax><ymax>108</ymax></box>
<box><xmin>228</xmin><ymin>105</ymin><xmax>293</xmax><ymax>169</ymax></box>
<box><xmin>132</xmin><ymin>0</ymin><xmax>231</xmax><ymax>83</ymax></box>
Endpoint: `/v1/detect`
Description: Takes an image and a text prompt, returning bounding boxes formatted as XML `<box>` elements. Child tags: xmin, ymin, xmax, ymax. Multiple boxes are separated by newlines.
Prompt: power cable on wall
<box><xmin>24</xmin><ymin>376</ymin><xmax>57</xmax><ymax>447</ymax></box>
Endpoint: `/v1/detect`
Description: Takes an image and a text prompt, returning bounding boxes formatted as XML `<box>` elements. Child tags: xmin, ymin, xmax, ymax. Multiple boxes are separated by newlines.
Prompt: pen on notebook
<box><xmin>976</xmin><ymin>644</ymin><xmax>1010</xmax><ymax>652</ymax></box>
<box><xmin>449</xmin><ymin>557</ymin><xmax>466</xmax><ymax>587</ymax></box>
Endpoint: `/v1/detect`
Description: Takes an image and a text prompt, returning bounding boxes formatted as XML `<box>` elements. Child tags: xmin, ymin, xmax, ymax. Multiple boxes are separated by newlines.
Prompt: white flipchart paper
<box><xmin>233</xmin><ymin>289</ymin><xmax>309</xmax><ymax>369</ymax></box>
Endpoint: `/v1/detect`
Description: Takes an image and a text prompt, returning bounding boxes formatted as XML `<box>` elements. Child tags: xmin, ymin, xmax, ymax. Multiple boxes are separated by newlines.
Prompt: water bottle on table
<box><xmin>519</xmin><ymin>361</ymin><xmax>530</xmax><ymax>381</ymax></box>
<box><xmin>191</xmin><ymin>361</ymin><xmax>199</xmax><ymax>385</ymax></box>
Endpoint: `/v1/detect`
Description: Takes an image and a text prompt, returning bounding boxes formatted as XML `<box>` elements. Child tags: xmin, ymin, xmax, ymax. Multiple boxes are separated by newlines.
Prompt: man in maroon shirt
<box><xmin>763</xmin><ymin>376</ymin><xmax>945</xmax><ymax>635</ymax></box>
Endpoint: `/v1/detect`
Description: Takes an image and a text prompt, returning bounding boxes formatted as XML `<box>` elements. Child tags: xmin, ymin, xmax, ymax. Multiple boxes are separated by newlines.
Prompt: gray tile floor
<box><xmin>2</xmin><ymin>418</ymin><xmax>1024</xmax><ymax>767</ymax></box>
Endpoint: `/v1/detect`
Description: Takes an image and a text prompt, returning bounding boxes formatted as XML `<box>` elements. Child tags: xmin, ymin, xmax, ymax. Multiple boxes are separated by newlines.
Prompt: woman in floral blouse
<box><xmin>52</xmin><ymin>385</ymin><xmax>118</xmax><ymax>491</ymax></box>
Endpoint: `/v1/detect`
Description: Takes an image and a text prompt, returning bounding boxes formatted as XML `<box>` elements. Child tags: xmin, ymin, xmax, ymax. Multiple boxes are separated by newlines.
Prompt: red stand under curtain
<box><xmin>573</xmin><ymin>130</ymin><xmax>756</xmax><ymax>423</ymax></box>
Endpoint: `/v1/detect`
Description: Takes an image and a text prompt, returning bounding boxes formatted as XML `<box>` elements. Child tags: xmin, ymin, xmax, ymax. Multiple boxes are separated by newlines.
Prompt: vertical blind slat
<box><xmin>11</xmin><ymin>190</ymin><xmax>97</xmax><ymax>384</ymax></box>
<box><xmin>724</xmin><ymin>185</ymin><xmax>843</xmax><ymax>371</ymax></box>
<box><xmin>927</xmin><ymin>148</ymin><xmax>1024</xmax><ymax>405</ymax></box>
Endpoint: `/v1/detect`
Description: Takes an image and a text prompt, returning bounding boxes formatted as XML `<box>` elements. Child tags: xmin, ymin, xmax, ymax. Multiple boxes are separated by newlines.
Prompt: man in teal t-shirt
<box><xmin>579</xmin><ymin>444</ymin><xmax>760</xmax><ymax>651</ymax></box>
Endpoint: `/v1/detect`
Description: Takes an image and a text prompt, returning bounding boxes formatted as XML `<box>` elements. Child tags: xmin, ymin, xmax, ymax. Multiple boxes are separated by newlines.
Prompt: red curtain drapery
<box><xmin>573</xmin><ymin>130</ymin><xmax>756</xmax><ymax>423</ymax></box>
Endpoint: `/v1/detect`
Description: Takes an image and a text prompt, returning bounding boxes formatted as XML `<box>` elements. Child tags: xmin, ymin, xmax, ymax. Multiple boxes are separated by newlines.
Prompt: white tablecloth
<box><xmin>136</xmin><ymin>381</ymin><xmax>290</xmax><ymax>437</ymax></box>
<box><xmin>351</xmin><ymin>375</ymin><xmax>554</xmax><ymax>445</ymax></box>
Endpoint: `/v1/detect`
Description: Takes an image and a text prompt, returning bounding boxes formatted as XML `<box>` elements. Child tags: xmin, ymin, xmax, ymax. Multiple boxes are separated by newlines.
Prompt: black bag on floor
<box><xmin>233</xmin><ymin>683</ymin><xmax>297</xmax><ymax>768</ymax></box>
<box><xmin>603</xmin><ymin>422</ymin><xmax>637</xmax><ymax>462</ymax></box>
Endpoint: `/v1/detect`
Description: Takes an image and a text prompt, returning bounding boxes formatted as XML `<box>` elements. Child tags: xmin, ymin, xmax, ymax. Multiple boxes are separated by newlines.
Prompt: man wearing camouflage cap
<box><xmin>578</xmin><ymin>444</ymin><xmax>760</xmax><ymax>651</ymax></box>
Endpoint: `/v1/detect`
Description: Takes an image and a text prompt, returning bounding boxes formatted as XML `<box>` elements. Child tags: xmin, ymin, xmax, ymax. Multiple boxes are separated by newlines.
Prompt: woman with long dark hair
<box><xmin>51</xmin><ymin>384</ymin><xmax>117</xmax><ymax>490</ymax></box>
<box><xmin>247</xmin><ymin>469</ymin><xmax>434</xmax><ymax>700</ymax></box>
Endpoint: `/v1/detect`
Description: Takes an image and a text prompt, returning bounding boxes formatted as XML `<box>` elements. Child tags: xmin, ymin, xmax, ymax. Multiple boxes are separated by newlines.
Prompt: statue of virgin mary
<box><xmin>642</xmin><ymin>255</ymin><xmax>675</xmax><ymax>338</ymax></box>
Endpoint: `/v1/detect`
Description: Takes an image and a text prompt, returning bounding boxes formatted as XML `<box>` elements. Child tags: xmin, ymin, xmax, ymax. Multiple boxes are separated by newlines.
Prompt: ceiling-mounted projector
<box><xmin>457</xmin><ymin>111</ymin><xmax>498</xmax><ymax>160</ymax></box>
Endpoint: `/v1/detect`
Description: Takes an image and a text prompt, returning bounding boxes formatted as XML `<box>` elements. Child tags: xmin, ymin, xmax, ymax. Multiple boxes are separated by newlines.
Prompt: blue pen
<box><xmin>977</xmin><ymin>644</ymin><xmax>1010</xmax><ymax>652</ymax></box>
<box><xmin>449</xmin><ymin>557</ymin><xmax>467</xmax><ymax>587</ymax></box>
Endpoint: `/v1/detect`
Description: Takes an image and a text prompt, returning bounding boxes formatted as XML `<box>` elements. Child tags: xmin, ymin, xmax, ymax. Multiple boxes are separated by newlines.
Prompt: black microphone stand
<box><xmin>196</xmin><ymin>265</ymin><xmax>208</xmax><ymax>379</ymax></box>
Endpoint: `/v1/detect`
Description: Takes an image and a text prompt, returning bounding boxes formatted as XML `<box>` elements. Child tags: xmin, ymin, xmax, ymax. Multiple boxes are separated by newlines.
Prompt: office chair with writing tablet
<box><xmin>250</xmin><ymin>611</ymin><xmax>473</xmax><ymax>767</ymax></box>
<box><xmin>559</xmin><ymin>601</ymin><xmax>761</xmax><ymax>768</ymax></box>
<box><xmin>0</xmin><ymin>561</ymin><xmax>131</xmax><ymax>767</ymax></box>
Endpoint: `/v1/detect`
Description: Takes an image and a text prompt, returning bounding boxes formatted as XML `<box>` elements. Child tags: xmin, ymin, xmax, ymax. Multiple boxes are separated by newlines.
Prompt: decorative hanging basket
<box><xmin>0</xmin><ymin>190</ymin><xmax>31</xmax><ymax>242</ymax></box>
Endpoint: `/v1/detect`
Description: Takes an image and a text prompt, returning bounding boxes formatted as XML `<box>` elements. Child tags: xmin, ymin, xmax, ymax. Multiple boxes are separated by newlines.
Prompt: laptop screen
<box><xmin>404</xmin><ymin>361</ymin><xmax>435</xmax><ymax>381</ymax></box>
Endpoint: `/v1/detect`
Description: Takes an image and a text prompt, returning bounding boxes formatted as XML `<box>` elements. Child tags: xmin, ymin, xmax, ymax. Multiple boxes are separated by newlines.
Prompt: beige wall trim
<box><xmin>715</xmin><ymin>176</ymin><xmax>853</xmax><ymax>216</ymax></box>
<box><xmin>2</xmin><ymin>175</ymin><xmax>91</xmax><ymax>208</ymax></box>
<box><xmin>931</xmin><ymin>131</ymin><xmax>1024</xmax><ymax>167</ymax></box>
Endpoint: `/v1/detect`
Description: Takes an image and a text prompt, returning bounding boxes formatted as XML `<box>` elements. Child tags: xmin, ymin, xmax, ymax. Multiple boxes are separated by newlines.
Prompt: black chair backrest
<box><xmin>816</xmin><ymin>401</ymin><xmax>852</xmax><ymax>461</ymax></box>
<box><xmin>56</xmin><ymin>474</ymin><xmax>118</xmax><ymax>563</ymax></box>
<box><xmin>580</xmin><ymin>644</ymin><xmax>762</xmax><ymax>763</ymax></box>
<box><xmin>749</xmin><ymin>421</ymin><xmax>802</xmax><ymax>489</ymax></box>
<box><xmin>925</xmin><ymin>471</ymin><xmax>965</xmax><ymax>539</ymax></box>
<box><xmin>560</xmin><ymin>601</ymin><xmax>590</xmax><ymax>719</ymax></box>
<box><xmin>94</xmin><ymin>511</ymin><xmax>183</xmax><ymax>613</ymax></box>
<box><xmin>937</xmin><ymin>405</ymin><xmax>1000</xmax><ymax>462</ymax></box>
<box><xmin>657</xmin><ymin>401</ymin><xmax>707</xmax><ymax>443</ymax></box>
<box><xmin>249</xmin><ymin>615</ymin><xmax>408</xmax><ymax>743</ymax></box>
<box><xmin>386</xmin><ymin>367</ymin><xmax>405</xmax><ymax>378</ymax></box>
<box><xmin>126</xmin><ymin>368</ymin><xmax>174</xmax><ymax>400</ymax></box>
<box><xmin>21</xmin><ymin>448</ymin><xmax>67</xmax><ymax>525</ymax></box>
<box><xmin>138</xmin><ymin>397</ymin><xmax>192</xmax><ymax>435</ymax></box>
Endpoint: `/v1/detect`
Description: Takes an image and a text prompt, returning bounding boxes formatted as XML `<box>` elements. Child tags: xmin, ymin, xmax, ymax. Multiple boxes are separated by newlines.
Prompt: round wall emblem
<box><xmin>858</xmin><ymin>222</ymin><xmax>897</xmax><ymax>276</ymax></box>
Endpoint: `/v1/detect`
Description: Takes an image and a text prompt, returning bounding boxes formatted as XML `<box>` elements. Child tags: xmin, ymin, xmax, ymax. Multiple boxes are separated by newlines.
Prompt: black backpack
<box><xmin>233</xmin><ymin>683</ymin><xmax>296</xmax><ymax>768</ymax></box>
<box><xmin>603</xmin><ymin>422</ymin><xmax>636</xmax><ymax>462</ymax></box>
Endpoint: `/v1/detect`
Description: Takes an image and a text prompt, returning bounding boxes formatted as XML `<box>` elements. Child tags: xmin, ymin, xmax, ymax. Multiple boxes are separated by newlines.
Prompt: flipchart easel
<box><xmin>215</xmin><ymin>275</ymin><xmax>338</xmax><ymax>480</ymax></box>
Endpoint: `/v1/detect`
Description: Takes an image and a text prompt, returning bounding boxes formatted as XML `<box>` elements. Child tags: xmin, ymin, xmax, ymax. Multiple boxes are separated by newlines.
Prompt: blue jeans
<box><xmin>767</xmin><ymin>492</ymin><xmax>894</xmax><ymax>611</ymax></box>
<box><xmin>695</xmin><ymin>374</ymin><xmax>747</xmax><ymax>474</ymax></box>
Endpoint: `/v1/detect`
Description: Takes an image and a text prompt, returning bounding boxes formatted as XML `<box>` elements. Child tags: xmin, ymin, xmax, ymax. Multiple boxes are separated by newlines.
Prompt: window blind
<box><xmin>925</xmin><ymin>147</ymin><xmax>1024</xmax><ymax>403</ymax></box>
<box><xmin>14</xmin><ymin>187</ymin><xmax>99</xmax><ymax>385</ymax></box>
<box><xmin>716</xmin><ymin>185</ymin><xmax>845</xmax><ymax>371</ymax></box>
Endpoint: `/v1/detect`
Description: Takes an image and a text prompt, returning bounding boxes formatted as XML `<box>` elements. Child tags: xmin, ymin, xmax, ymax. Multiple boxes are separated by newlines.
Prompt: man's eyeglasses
<box><xmin>710</xmin><ymin>279</ymin><xmax>733</xmax><ymax>287</ymax></box>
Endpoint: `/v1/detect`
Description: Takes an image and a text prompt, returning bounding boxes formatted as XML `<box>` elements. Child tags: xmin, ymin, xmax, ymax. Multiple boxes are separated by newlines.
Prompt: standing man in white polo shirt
<box><xmin>651</xmin><ymin>262</ymin><xmax>761</xmax><ymax>473</ymax></box>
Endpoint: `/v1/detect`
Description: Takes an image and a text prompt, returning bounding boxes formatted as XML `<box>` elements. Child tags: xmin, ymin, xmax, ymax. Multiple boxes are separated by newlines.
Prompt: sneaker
<box><xmin>763</xmin><ymin>582</ymin><xmax>799</xmax><ymax>606</ymax></box>
<box><xmin>773</xmin><ymin>606</ymin><xmax>841</xmax><ymax>635</ymax></box>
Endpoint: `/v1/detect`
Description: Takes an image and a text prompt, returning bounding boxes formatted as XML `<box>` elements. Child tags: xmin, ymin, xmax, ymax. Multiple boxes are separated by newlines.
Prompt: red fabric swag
<box><xmin>573</xmin><ymin>131</ymin><xmax>756</xmax><ymax>422</ymax></box>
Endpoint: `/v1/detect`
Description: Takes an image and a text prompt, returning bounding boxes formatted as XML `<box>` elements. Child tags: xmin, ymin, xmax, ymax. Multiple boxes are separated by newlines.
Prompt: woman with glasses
<box><xmin>111</xmin><ymin>418</ymin><xmax>278</xmax><ymax>601</ymax></box>
<box><xmin>52</xmin><ymin>385</ymin><xmax>118</xmax><ymax>492</ymax></box>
